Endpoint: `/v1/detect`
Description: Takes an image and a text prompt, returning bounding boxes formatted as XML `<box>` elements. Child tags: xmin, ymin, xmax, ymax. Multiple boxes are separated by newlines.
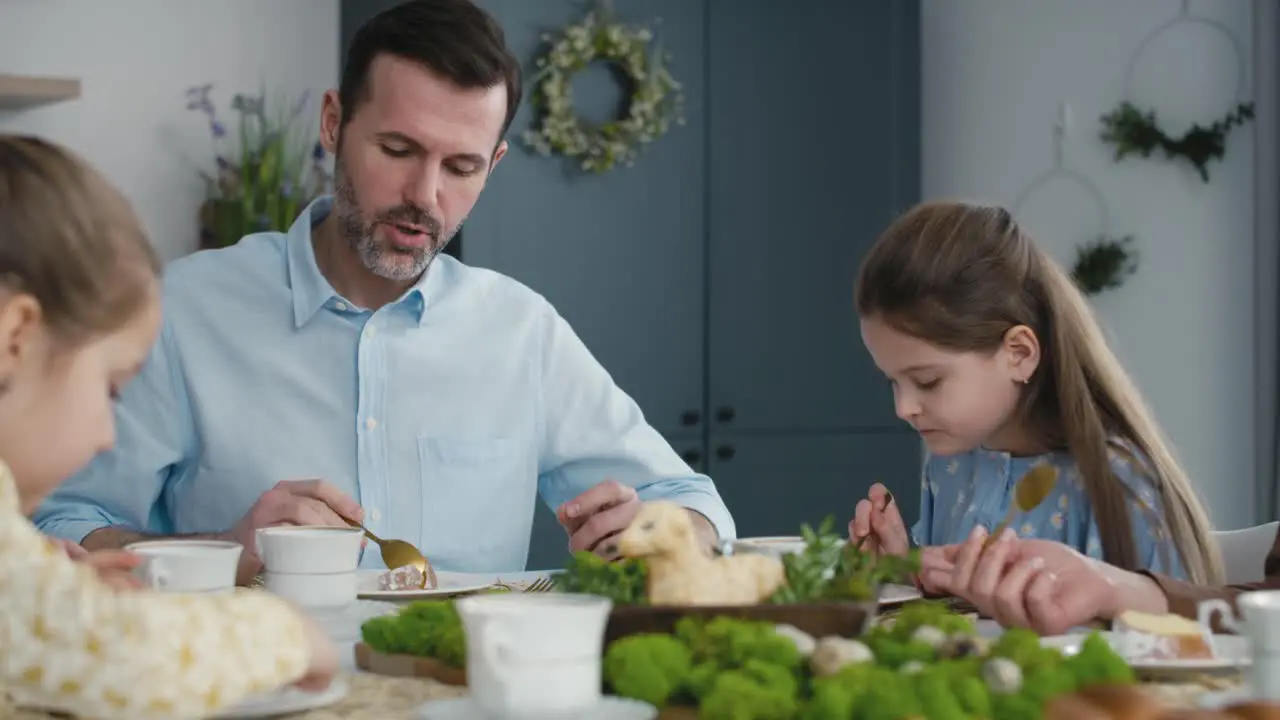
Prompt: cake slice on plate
<box><xmin>1112</xmin><ymin>609</ymin><xmax>1215</xmax><ymax>661</ymax></box>
<box><xmin>376</xmin><ymin>562</ymin><xmax>439</xmax><ymax>591</ymax></box>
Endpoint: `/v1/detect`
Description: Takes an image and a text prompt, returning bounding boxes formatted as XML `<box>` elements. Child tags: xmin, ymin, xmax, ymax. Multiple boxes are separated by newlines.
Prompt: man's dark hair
<box><xmin>340</xmin><ymin>0</ymin><xmax>522</xmax><ymax>144</ymax></box>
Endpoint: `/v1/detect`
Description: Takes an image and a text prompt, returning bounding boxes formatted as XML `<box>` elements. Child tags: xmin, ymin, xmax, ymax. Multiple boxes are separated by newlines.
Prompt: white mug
<box><xmin>254</xmin><ymin>525</ymin><xmax>364</xmax><ymax>575</ymax></box>
<box><xmin>124</xmin><ymin>540</ymin><xmax>242</xmax><ymax>593</ymax></box>
<box><xmin>455</xmin><ymin>592</ymin><xmax>613</xmax><ymax>719</ymax></box>
<box><xmin>1200</xmin><ymin>592</ymin><xmax>1280</xmax><ymax>700</ymax></box>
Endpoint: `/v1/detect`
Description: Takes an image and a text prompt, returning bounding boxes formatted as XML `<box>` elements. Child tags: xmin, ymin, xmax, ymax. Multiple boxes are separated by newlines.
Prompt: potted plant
<box><xmin>184</xmin><ymin>84</ymin><xmax>332</xmax><ymax>250</ymax></box>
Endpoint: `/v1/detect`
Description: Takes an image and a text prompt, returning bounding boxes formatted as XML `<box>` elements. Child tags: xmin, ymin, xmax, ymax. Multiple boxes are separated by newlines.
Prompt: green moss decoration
<box><xmin>1071</xmin><ymin>235</ymin><xmax>1138</xmax><ymax>296</ymax></box>
<box><xmin>1099</xmin><ymin>101</ymin><xmax>1254</xmax><ymax>182</ymax></box>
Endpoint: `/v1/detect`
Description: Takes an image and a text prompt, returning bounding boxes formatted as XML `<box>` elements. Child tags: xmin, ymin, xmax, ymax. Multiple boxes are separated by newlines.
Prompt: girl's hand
<box><xmin>848</xmin><ymin>483</ymin><xmax>910</xmax><ymax>556</ymax></box>
<box><xmin>49</xmin><ymin>537</ymin><xmax>143</xmax><ymax>590</ymax></box>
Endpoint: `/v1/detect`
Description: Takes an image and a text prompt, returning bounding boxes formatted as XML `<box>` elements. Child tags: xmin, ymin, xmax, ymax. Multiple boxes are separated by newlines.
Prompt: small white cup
<box><xmin>263</xmin><ymin>570</ymin><xmax>358</xmax><ymax>609</ymax></box>
<box><xmin>124</xmin><ymin>539</ymin><xmax>242</xmax><ymax>593</ymax></box>
<box><xmin>455</xmin><ymin>592</ymin><xmax>613</xmax><ymax>719</ymax></box>
<box><xmin>254</xmin><ymin>525</ymin><xmax>364</xmax><ymax>574</ymax></box>
<box><xmin>1200</xmin><ymin>591</ymin><xmax>1280</xmax><ymax>700</ymax></box>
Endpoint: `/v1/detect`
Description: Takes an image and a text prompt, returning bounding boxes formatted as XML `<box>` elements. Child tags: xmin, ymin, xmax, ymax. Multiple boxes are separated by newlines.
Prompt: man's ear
<box><xmin>1001</xmin><ymin>324</ymin><xmax>1041</xmax><ymax>384</ymax></box>
<box><xmin>318</xmin><ymin>89</ymin><xmax>343</xmax><ymax>155</ymax></box>
<box><xmin>489</xmin><ymin>139</ymin><xmax>508</xmax><ymax>174</ymax></box>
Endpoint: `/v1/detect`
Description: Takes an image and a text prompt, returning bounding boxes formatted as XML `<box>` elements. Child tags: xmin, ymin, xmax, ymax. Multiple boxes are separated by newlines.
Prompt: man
<box><xmin>34</xmin><ymin>0</ymin><xmax>734</xmax><ymax>585</ymax></box>
<box><xmin>920</xmin><ymin>525</ymin><xmax>1278</xmax><ymax>634</ymax></box>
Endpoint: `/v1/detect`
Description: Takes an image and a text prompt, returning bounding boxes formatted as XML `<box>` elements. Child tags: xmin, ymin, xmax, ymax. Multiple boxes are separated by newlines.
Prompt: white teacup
<box><xmin>124</xmin><ymin>539</ymin><xmax>242</xmax><ymax>593</ymax></box>
<box><xmin>455</xmin><ymin>592</ymin><xmax>613</xmax><ymax>719</ymax></box>
<box><xmin>1200</xmin><ymin>592</ymin><xmax>1280</xmax><ymax>700</ymax></box>
<box><xmin>255</xmin><ymin>526</ymin><xmax>364</xmax><ymax>609</ymax></box>
<box><xmin>254</xmin><ymin>525</ymin><xmax>364</xmax><ymax>574</ymax></box>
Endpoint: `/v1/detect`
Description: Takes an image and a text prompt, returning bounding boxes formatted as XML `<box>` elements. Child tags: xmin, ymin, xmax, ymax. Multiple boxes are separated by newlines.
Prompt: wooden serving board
<box><xmin>353</xmin><ymin>643</ymin><xmax>466</xmax><ymax>686</ymax></box>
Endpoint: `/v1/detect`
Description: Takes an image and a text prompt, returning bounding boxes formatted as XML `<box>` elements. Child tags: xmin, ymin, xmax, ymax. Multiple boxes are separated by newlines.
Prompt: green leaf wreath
<box><xmin>1099</xmin><ymin>101</ymin><xmax>1254</xmax><ymax>182</ymax></box>
<box><xmin>521</xmin><ymin>9</ymin><xmax>685</xmax><ymax>174</ymax></box>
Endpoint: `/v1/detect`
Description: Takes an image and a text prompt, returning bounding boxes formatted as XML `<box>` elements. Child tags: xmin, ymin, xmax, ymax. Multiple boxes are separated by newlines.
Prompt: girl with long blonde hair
<box><xmin>848</xmin><ymin>200</ymin><xmax>1222</xmax><ymax>585</ymax></box>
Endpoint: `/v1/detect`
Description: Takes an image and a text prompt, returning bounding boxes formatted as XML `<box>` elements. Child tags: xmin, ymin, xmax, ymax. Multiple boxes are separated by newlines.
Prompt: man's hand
<box><xmin>227</xmin><ymin>479</ymin><xmax>364</xmax><ymax>583</ymax></box>
<box><xmin>920</xmin><ymin>526</ymin><xmax>1169</xmax><ymax>634</ymax></box>
<box><xmin>556</xmin><ymin>480</ymin><xmax>719</xmax><ymax>560</ymax></box>
<box><xmin>49</xmin><ymin>538</ymin><xmax>144</xmax><ymax>590</ymax></box>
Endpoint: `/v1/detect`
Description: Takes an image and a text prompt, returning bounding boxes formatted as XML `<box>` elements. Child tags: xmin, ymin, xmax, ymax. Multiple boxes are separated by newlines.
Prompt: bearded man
<box><xmin>33</xmin><ymin>0</ymin><xmax>734</xmax><ymax>584</ymax></box>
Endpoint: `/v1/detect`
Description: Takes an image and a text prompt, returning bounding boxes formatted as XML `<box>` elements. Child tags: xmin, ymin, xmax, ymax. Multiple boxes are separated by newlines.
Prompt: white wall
<box><xmin>0</xmin><ymin>0</ymin><xmax>339</xmax><ymax>261</ymax></box>
<box><xmin>922</xmin><ymin>0</ymin><xmax>1256</xmax><ymax>528</ymax></box>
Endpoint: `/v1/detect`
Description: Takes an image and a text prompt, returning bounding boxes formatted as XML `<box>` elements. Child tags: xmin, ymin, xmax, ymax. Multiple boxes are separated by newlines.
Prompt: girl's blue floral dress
<box><xmin>909</xmin><ymin>441</ymin><xmax>1187</xmax><ymax>580</ymax></box>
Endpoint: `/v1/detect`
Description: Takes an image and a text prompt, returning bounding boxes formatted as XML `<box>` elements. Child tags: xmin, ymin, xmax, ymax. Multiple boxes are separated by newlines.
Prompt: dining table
<box><xmin>6</xmin><ymin>571</ymin><xmax>1252</xmax><ymax>719</ymax></box>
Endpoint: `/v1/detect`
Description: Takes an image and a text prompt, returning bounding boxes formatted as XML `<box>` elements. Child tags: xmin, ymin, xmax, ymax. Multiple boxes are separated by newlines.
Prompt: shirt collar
<box><xmin>285</xmin><ymin>195</ymin><xmax>439</xmax><ymax>328</ymax></box>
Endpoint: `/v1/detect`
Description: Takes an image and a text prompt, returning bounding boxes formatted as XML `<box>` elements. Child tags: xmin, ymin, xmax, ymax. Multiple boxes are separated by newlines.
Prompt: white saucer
<box><xmin>212</xmin><ymin>677</ymin><xmax>348</xmax><ymax>718</ymax></box>
<box><xmin>417</xmin><ymin>695</ymin><xmax>657</xmax><ymax>719</ymax></box>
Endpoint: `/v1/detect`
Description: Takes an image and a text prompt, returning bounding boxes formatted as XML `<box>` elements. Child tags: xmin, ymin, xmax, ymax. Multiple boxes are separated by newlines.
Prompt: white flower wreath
<box><xmin>520</xmin><ymin>10</ymin><xmax>685</xmax><ymax>174</ymax></box>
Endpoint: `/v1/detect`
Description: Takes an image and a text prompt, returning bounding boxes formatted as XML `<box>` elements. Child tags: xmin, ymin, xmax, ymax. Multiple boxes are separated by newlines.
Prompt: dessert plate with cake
<box><xmin>1040</xmin><ymin>609</ymin><xmax>1251</xmax><ymax>672</ymax></box>
<box><xmin>356</xmin><ymin>563</ymin><xmax>496</xmax><ymax>601</ymax></box>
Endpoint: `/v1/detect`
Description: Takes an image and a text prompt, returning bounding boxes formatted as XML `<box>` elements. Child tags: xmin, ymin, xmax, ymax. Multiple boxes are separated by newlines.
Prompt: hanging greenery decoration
<box><xmin>1071</xmin><ymin>235</ymin><xmax>1139</xmax><ymax>296</ymax></box>
<box><xmin>1099</xmin><ymin>101</ymin><xmax>1254</xmax><ymax>182</ymax></box>
<box><xmin>521</xmin><ymin>5</ymin><xmax>685</xmax><ymax>174</ymax></box>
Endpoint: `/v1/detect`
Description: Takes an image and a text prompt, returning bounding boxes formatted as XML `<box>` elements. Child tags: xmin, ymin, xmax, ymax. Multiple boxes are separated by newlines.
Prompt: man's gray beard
<box><xmin>332</xmin><ymin>172</ymin><xmax>461</xmax><ymax>281</ymax></box>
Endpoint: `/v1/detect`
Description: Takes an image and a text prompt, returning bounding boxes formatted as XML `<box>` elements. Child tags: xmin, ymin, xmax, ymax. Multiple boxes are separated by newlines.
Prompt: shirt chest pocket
<box><xmin>416</xmin><ymin>436</ymin><xmax>536</xmax><ymax>568</ymax></box>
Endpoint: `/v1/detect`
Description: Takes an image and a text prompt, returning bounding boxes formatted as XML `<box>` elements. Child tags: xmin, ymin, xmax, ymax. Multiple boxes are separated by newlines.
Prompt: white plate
<box><xmin>417</xmin><ymin>695</ymin><xmax>656</xmax><ymax>719</ymax></box>
<box><xmin>356</xmin><ymin>569</ymin><xmax>499</xmax><ymax>601</ymax></box>
<box><xmin>213</xmin><ymin>678</ymin><xmax>347</xmax><ymax>718</ymax></box>
<box><xmin>879</xmin><ymin>582</ymin><xmax>923</xmax><ymax>606</ymax></box>
<box><xmin>1040</xmin><ymin>631</ymin><xmax>1251</xmax><ymax>672</ymax></box>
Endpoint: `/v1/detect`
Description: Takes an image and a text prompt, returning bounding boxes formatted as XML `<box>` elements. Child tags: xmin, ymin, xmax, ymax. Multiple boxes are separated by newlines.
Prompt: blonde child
<box><xmin>847</xmin><ymin>201</ymin><xmax>1222</xmax><ymax>586</ymax></box>
<box><xmin>0</xmin><ymin>135</ymin><xmax>337</xmax><ymax>719</ymax></box>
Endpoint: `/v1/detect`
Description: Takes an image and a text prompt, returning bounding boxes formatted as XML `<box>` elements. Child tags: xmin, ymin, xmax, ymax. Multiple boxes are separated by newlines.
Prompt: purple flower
<box><xmin>185</xmin><ymin>83</ymin><xmax>215</xmax><ymax>116</ymax></box>
<box><xmin>312</xmin><ymin>141</ymin><xmax>325</xmax><ymax>161</ymax></box>
<box><xmin>209</xmin><ymin>120</ymin><xmax>226</xmax><ymax>138</ymax></box>
<box><xmin>232</xmin><ymin>94</ymin><xmax>264</xmax><ymax>117</ymax></box>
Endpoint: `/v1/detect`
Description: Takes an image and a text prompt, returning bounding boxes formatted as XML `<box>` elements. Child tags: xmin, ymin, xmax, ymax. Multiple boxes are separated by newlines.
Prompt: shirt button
<box><xmin>334</xmin><ymin>301</ymin><xmax>348</xmax><ymax>312</ymax></box>
<box><xmin>369</xmin><ymin>508</ymin><xmax>382</xmax><ymax>522</ymax></box>
<box><xmin>365</xmin><ymin>325</ymin><xmax>378</xmax><ymax>338</ymax></box>
<box><xmin>365</xmin><ymin>417</ymin><xmax>378</xmax><ymax>430</ymax></box>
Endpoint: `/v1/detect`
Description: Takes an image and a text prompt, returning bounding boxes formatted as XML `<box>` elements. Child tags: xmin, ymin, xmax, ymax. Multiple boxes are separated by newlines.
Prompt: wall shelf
<box><xmin>0</xmin><ymin>74</ymin><xmax>81</xmax><ymax>110</ymax></box>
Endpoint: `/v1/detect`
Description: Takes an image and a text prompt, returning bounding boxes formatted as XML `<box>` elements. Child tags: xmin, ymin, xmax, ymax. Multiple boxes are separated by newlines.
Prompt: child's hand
<box><xmin>49</xmin><ymin>537</ymin><xmax>144</xmax><ymax>590</ymax></box>
<box><xmin>848</xmin><ymin>483</ymin><xmax>910</xmax><ymax>556</ymax></box>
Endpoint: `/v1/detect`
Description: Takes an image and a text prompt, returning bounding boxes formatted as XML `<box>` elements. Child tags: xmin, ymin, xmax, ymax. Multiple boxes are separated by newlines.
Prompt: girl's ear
<box><xmin>0</xmin><ymin>293</ymin><xmax>44</xmax><ymax>382</ymax></box>
<box><xmin>1001</xmin><ymin>324</ymin><xmax>1041</xmax><ymax>384</ymax></box>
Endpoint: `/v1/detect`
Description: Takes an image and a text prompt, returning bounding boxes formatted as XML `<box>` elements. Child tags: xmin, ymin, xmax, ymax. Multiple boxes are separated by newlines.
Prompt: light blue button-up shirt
<box><xmin>34</xmin><ymin>197</ymin><xmax>736</xmax><ymax>572</ymax></box>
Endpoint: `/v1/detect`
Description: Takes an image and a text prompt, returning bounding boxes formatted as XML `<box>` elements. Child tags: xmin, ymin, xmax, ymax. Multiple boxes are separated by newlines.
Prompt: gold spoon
<box><xmin>983</xmin><ymin>463</ymin><xmax>1059</xmax><ymax>549</ymax></box>
<box><xmin>344</xmin><ymin>518</ymin><xmax>438</xmax><ymax>590</ymax></box>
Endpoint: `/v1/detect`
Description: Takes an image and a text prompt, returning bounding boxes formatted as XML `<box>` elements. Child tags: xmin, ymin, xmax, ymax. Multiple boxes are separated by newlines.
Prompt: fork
<box><xmin>522</xmin><ymin>577</ymin><xmax>557</xmax><ymax>593</ymax></box>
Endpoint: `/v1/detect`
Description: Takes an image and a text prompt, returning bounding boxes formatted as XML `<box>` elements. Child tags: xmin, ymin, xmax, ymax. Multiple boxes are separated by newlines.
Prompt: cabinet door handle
<box><xmin>715</xmin><ymin>445</ymin><xmax>735</xmax><ymax>461</ymax></box>
<box><xmin>680</xmin><ymin>410</ymin><xmax>701</xmax><ymax>427</ymax></box>
<box><xmin>715</xmin><ymin>406</ymin><xmax>736</xmax><ymax>423</ymax></box>
<box><xmin>681</xmin><ymin>448</ymin><xmax>702</xmax><ymax>465</ymax></box>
